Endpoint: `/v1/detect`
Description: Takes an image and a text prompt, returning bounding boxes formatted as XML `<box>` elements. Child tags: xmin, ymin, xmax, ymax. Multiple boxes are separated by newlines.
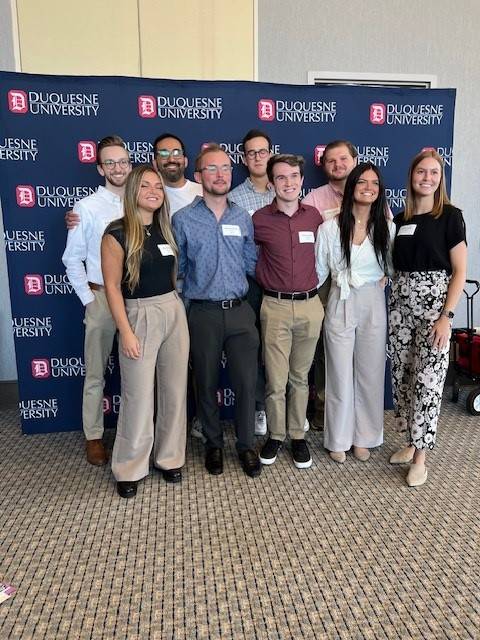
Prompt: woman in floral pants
<box><xmin>389</xmin><ymin>149</ymin><xmax>467</xmax><ymax>487</ymax></box>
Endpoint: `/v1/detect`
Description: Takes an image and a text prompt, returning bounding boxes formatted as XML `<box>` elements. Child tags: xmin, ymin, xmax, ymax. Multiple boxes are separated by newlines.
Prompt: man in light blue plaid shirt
<box><xmin>229</xmin><ymin>129</ymin><xmax>275</xmax><ymax>216</ymax></box>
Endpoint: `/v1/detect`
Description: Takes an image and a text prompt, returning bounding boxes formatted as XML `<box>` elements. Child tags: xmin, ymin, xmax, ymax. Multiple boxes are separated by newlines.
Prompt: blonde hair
<box><xmin>123</xmin><ymin>164</ymin><xmax>177</xmax><ymax>292</ymax></box>
<box><xmin>404</xmin><ymin>149</ymin><xmax>451</xmax><ymax>221</ymax></box>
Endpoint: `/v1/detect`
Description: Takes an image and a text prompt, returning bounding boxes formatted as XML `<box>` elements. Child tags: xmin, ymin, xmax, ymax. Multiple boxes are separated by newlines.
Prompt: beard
<box><xmin>159</xmin><ymin>162</ymin><xmax>185</xmax><ymax>183</ymax></box>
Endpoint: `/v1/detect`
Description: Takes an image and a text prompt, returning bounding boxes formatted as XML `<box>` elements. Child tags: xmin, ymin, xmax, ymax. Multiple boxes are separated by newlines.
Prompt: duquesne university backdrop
<box><xmin>0</xmin><ymin>71</ymin><xmax>455</xmax><ymax>434</ymax></box>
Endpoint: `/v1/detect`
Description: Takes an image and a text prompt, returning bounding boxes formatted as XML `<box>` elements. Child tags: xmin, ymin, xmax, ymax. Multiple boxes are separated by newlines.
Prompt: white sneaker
<box><xmin>255</xmin><ymin>410</ymin><xmax>267</xmax><ymax>436</ymax></box>
<box><xmin>191</xmin><ymin>417</ymin><xmax>206</xmax><ymax>443</ymax></box>
<box><xmin>304</xmin><ymin>418</ymin><xmax>310</xmax><ymax>432</ymax></box>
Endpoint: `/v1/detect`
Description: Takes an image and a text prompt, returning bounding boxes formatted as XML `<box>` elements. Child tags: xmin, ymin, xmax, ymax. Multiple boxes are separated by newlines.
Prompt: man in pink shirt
<box><xmin>302</xmin><ymin>140</ymin><xmax>358</xmax><ymax>430</ymax></box>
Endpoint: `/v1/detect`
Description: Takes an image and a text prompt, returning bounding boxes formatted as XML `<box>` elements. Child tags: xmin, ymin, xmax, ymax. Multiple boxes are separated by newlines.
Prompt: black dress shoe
<box><xmin>117</xmin><ymin>481</ymin><xmax>137</xmax><ymax>499</ymax></box>
<box><xmin>239</xmin><ymin>449</ymin><xmax>262</xmax><ymax>478</ymax></box>
<box><xmin>205</xmin><ymin>448</ymin><xmax>223</xmax><ymax>475</ymax></box>
<box><xmin>161</xmin><ymin>468</ymin><xmax>182</xmax><ymax>483</ymax></box>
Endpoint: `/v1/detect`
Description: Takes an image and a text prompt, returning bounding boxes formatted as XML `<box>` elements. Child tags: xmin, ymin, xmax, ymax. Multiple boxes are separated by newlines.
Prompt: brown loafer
<box><xmin>86</xmin><ymin>439</ymin><xmax>108</xmax><ymax>466</ymax></box>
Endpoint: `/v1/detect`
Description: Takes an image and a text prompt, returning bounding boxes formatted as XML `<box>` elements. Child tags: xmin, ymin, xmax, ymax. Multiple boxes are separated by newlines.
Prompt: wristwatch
<box><xmin>441</xmin><ymin>309</ymin><xmax>454</xmax><ymax>320</ymax></box>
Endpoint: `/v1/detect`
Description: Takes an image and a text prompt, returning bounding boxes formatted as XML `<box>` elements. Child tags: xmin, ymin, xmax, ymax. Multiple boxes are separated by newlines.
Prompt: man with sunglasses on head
<box><xmin>152</xmin><ymin>133</ymin><xmax>203</xmax><ymax>215</ymax></box>
<box><xmin>172</xmin><ymin>143</ymin><xmax>261</xmax><ymax>479</ymax></box>
<box><xmin>62</xmin><ymin>135</ymin><xmax>132</xmax><ymax>466</ymax></box>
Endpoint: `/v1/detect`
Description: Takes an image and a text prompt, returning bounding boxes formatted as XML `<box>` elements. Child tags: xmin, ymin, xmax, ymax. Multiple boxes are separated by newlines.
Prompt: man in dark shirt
<box><xmin>253</xmin><ymin>154</ymin><xmax>324</xmax><ymax>469</ymax></box>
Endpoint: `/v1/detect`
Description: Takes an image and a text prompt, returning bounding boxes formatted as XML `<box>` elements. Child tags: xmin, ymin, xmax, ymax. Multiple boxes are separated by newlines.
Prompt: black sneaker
<box><xmin>291</xmin><ymin>439</ymin><xmax>312</xmax><ymax>469</ymax></box>
<box><xmin>259</xmin><ymin>438</ymin><xmax>282</xmax><ymax>465</ymax></box>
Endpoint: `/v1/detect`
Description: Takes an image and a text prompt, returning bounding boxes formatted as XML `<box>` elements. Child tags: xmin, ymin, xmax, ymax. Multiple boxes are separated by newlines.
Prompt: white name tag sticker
<box><xmin>158</xmin><ymin>244</ymin><xmax>174</xmax><ymax>256</ymax></box>
<box><xmin>397</xmin><ymin>224</ymin><xmax>417</xmax><ymax>237</ymax></box>
<box><xmin>299</xmin><ymin>231</ymin><xmax>315</xmax><ymax>243</ymax></box>
<box><xmin>222</xmin><ymin>224</ymin><xmax>242</xmax><ymax>237</ymax></box>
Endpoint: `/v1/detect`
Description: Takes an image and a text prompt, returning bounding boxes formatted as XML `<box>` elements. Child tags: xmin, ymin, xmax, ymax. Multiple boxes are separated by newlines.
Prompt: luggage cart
<box><xmin>450</xmin><ymin>279</ymin><xmax>480</xmax><ymax>415</ymax></box>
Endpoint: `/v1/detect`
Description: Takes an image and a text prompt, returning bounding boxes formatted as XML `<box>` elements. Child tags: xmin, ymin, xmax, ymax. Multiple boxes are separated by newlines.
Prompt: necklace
<box><xmin>355</xmin><ymin>219</ymin><xmax>367</xmax><ymax>227</ymax></box>
<box><xmin>144</xmin><ymin>224</ymin><xmax>152</xmax><ymax>237</ymax></box>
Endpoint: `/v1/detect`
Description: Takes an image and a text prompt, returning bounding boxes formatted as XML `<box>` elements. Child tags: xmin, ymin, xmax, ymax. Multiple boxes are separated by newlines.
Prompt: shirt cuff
<box><xmin>79</xmin><ymin>288</ymin><xmax>95</xmax><ymax>306</ymax></box>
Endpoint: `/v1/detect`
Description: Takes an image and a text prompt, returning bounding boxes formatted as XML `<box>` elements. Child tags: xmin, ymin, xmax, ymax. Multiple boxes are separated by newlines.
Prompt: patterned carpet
<box><xmin>0</xmin><ymin>388</ymin><xmax>479</xmax><ymax>639</ymax></box>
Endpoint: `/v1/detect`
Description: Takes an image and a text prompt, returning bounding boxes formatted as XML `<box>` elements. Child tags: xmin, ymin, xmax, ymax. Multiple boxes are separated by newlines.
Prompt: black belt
<box><xmin>264</xmin><ymin>288</ymin><xmax>318</xmax><ymax>301</ymax></box>
<box><xmin>191</xmin><ymin>297</ymin><xmax>245</xmax><ymax>309</ymax></box>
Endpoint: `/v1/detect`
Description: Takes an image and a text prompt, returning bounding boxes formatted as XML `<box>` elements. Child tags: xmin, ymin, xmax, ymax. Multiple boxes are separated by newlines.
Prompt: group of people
<box><xmin>62</xmin><ymin>130</ymin><xmax>467</xmax><ymax>498</ymax></box>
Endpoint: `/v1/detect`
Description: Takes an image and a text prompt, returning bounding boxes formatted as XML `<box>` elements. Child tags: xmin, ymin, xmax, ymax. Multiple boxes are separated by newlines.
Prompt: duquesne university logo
<box><xmin>370</xmin><ymin>103</ymin><xmax>386</xmax><ymax>125</ymax></box>
<box><xmin>16</xmin><ymin>185</ymin><xmax>35</xmax><ymax>207</ymax></box>
<box><xmin>138</xmin><ymin>96</ymin><xmax>156</xmax><ymax>118</ymax></box>
<box><xmin>24</xmin><ymin>274</ymin><xmax>73</xmax><ymax>295</ymax></box>
<box><xmin>31</xmin><ymin>359</ymin><xmax>50</xmax><ymax>379</ymax></box>
<box><xmin>15</xmin><ymin>184</ymin><xmax>95</xmax><ymax>208</ymax></box>
<box><xmin>258</xmin><ymin>99</ymin><xmax>275</xmax><ymax>122</ymax></box>
<box><xmin>7</xmin><ymin>89</ymin><xmax>100</xmax><ymax>116</ymax></box>
<box><xmin>8</xmin><ymin>90</ymin><xmax>28</xmax><ymax>114</ymax></box>
<box><xmin>370</xmin><ymin>102</ymin><xmax>444</xmax><ymax>126</ymax></box>
<box><xmin>78</xmin><ymin>141</ymin><xmax>97</xmax><ymax>163</ymax></box>
<box><xmin>258</xmin><ymin>98</ymin><xmax>336</xmax><ymax>123</ymax></box>
<box><xmin>138</xmin><ymin>95</ymin><xmax>223</xmax><ymax>119</ymax></box>
<box><xmin>24</xmin><ymin>274</ymin><xmax>44</xmax><ymax>295</ymax></box>
<box><xmin>314</xmin><ymin>145</ymin><xmax>326</xmax><ymax>166</ymax></box>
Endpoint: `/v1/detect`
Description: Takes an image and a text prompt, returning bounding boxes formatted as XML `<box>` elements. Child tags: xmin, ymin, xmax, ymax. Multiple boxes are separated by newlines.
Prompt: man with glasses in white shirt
<box><xmin>62</xmin><ymin>135</ymin><xmax>131</xmax><ymax>466</ymax></box>
<box><xmin>152</xmin><ymin>133</ymin><xmax>203</xmax><ymax>215</ymax></box>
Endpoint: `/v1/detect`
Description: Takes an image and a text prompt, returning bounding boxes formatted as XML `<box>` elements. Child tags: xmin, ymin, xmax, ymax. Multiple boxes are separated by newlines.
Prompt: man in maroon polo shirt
<box><xmin>253</xmin><ymin>154</ymin><xmax>324</xmax><ymax>469</ymax></box>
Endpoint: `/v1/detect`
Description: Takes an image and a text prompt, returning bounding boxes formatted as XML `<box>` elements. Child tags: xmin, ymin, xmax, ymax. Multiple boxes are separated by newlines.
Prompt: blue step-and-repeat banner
<box><xmin>0</xmin><ymin>71</ymin><xmax>455</xmax><ymax>433</ymax></box>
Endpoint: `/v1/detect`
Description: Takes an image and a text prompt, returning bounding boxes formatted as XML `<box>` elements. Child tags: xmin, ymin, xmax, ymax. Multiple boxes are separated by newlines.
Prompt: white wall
<box><xmin>0</xmin><ymin>1</ymin><xmax>18</xmax><ymax>380</ymax></box>
<box><xmin>258</xmin><ymin>0</ymin><xmax>479</xmax><ymax>325</ymax></box>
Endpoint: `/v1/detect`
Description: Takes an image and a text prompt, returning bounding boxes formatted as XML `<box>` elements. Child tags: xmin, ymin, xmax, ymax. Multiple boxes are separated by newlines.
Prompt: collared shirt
<box><xmin>253</xmin><ymin>199</ymin><xmax>323</xmax><ymax>293</ymax></box>
<box><xmin>165</xmin><ymin>179</ymin><xmax>203</xmax><ymax>217</ymax></box>
<box><xmin>229</xmin><ymin>178</ymin><xmax>275</xmax><ymax>216</ymax></box>
<box><xmin>62</xmin><ymin>186</ymin><xmax>123</xmax><ymax>305</ymax></box>
<box><xmin>302</xmin><ymin>183</ymin><xmax>342</xmax><ymax>220</ymax></box>
<box><xmin>316</xmin><ymin>218</ymin><xmax>396</xmax><ymax>299</ymax></box>
<box><xmin>172</xmin><ymin>196</ymin><xmax>257</xmax><ymax>301</ymax></box>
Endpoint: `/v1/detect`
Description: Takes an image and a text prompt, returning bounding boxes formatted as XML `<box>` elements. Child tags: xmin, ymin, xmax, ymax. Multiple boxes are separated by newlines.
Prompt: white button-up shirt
<box><xmin>62</xmin><ymin>186</ymin><xmax>123</xmax><ymax>305</ymax></box>
<box><xmin>316</xmin><ymin>218</ymin><xmax>395</xmax><ymax>300</ymax></box>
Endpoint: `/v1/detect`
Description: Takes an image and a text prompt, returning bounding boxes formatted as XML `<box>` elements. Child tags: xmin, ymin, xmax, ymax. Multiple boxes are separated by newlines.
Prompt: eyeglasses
<box><xmin>245</xmin><ymin>148</ymin><xmax>269</xmax><ymax>159</ymax></box>
<box><xmin>155</xmin><ymin>148</ymin><xmax>184</xmax><ymax>158</ymax></box>
<box><xmin>101</xmin><ymin>159</ymin><xmax>131</xmax><ymax>168</ymax></box>
<box><xmin>200</xmin><ymin>164</ymin><xmax>233</xmax><ymax>174</ymax></box>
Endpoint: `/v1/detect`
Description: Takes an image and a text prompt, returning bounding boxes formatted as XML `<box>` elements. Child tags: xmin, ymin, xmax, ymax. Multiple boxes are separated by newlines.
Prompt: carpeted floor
<box><xmin>0</xmin><ymin>386</ymin><xmax>479</xmax><ymax>639</ymax></box>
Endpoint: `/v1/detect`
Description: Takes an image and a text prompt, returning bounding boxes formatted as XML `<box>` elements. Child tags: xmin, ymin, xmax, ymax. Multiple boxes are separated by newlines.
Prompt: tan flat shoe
<box><xmin>329</xmin><ymin>451</ymin><xmax>346</xmax><ymax>464</ymax></box>
<box><xmin>389</xmin><ymin>446</ymin><xmax>414</xmax><ymax>465</ymax></box>
<box><xmin>353</xmin><ymin>447</ymin><xmax>370</xmax><ymax>462</ymax></box>
<box><xmin>406</xmin><ymin>463</ymin><xmax>428</xmax><ymax>487</ymax></box>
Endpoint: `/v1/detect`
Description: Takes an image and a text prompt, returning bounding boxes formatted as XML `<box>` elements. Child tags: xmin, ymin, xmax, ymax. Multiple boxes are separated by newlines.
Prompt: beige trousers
<box><xmin>112</xmin><ymin>292</ymin><xmax>189</xmax><ymax>482</ymax></box>
<box><xmin>324</xmin><ymin>282</ymin><xmax>386</xmax><ymax>452</ymax></box>
<box><xmin>83</xmin><ymin>289</ymin><xmax>117</xmax><ymax>440</ymax></box>
<box><xmin>261</xmin><ymin>295</ymin><xmax>324</xmax><ymax>440</ymax></box>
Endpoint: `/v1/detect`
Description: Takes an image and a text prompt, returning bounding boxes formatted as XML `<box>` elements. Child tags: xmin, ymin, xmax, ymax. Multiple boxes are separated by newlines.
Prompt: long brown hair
<box><xmin>404</xmin><ymin>149</ymin><xmax>451</xmax><ymax>221</ymax></box>
<box><xmin>122</xmin><ymin>164</ymin><xmax>177</xmax><ymax>292</ymax></box>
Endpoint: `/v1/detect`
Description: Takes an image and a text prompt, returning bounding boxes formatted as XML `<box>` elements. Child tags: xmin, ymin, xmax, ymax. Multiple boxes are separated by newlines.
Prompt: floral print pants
<box><xmin>389</xmin><ymin>270</ymin><xmax>450</xmax><ymax>450</ymax></box>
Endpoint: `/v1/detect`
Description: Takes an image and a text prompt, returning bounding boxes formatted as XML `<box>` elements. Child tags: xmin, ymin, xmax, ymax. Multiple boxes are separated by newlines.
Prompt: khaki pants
<box><xmin>83</xmin><ymin>289</ymin><xmax>117</xmax><ymax>440</ymax></box>
<box><xmin>112</xmin><ymin>292</ymin><xmax>189</xmax><ymax>482</ymax></box>
<box><xmin>261</xmin><ymin>295</ymin><xmax>324</xmax><ymax>440</ymax></box>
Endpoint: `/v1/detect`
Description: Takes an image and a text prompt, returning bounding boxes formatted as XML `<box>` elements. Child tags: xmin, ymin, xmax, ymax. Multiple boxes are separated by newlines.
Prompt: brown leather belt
<box><xmin>88</xmin><ymin>282</ymin><xmax>104</xmax><ymax>291</ymax></box>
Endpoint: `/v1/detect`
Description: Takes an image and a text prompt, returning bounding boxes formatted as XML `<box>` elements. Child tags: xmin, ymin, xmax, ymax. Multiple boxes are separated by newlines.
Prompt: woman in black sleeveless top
<box><xmin>389</xmin><ymin>149</ymin><xmax>466</xmax><ymax>487</ymax></box>
<box><xmin>102</xmin><ymin>164</ymin><xmax>189</xmax><ymax>498</ymax></box>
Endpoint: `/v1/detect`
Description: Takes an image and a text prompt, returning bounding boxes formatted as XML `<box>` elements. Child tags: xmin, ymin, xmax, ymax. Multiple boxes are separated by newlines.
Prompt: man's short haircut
<box><xmin>96</xmin><ymin>135</ymin><xmax>127</xmax><ymax>165</ymax></box>
<box><xmin>153</xmin><ymin>133</ymin><xmax>186</xmax><ymax>155</ymax></box>
<box><xmin>267</xmin><ymin>154</ymin><xmax>304</xmax><ymax>183</ymax></box>
<box><xmin>242</xmin><ymin>129</ymin><xmax>272</xmax><ymax>152</ymax></box>
<box><xmin>194</xmin><ymin>143</ymin><xmax>226</xmax><ymax>171</ymax></box>
<box><xmin>320</xmin><ymin>140</ymin><xmax>358</xmax><ymax>166</ymax></box>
